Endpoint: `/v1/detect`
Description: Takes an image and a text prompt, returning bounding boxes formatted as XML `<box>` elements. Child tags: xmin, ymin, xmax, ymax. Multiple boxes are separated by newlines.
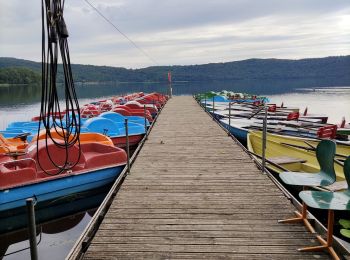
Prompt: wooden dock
<box><xmin>78</xmin><ymin>96</ymin><xmax>330</xmax><ymax>259</ymax></box>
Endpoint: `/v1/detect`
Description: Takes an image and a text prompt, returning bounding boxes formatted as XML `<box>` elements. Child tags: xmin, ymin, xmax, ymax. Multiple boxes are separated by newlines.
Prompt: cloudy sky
<box><xmin>1</xmin><ymin>0</ymin><xmax>349</xmax><ymax>68</ymax></box>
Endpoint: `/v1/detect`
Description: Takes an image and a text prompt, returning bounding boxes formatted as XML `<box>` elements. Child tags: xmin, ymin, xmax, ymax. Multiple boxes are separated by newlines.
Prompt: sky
<box><xmin>0</xmin><ymin>0</ymin><xmax>350</xmax><ymax>68</ymax></box>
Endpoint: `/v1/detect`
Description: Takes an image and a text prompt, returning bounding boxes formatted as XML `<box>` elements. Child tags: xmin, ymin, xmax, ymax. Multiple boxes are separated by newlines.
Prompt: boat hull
<box><xmin>220</xmin><ymin>120</ymin><xmax>248</xmax><ymax>143</ymax></box>
<box><xmin>0</xmin><ymin>165</ymin><xmax>124</xmax><ymax>213</ymax></box>
<box><xmin>111</xmin><ymin>134</ymin><xmax>145</xmax><ymax>148</ymax></box>
<box><xmin>247</xmin><ymin>131</ymin><xmax>345</xmax><ymax>181</ymax></box>
<box><xmin>0</xmin><ymin>185</ymin><xmax>110</xmax><ymax>234</ymax></box>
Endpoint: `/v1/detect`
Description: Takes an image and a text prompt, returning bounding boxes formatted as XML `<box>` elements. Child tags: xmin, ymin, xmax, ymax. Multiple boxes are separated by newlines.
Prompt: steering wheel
<box><xmin>13</xmin><ymin>132</ymin><xmax>31</xmax><ymax>141</ymax></box>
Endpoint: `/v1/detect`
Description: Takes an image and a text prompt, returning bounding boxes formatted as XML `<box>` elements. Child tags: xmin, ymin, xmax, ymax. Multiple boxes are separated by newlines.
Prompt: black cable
<box><xmin>37</xmin><ymin>0</ymin><xmax>81</xmax><ymax>175</ymax></box>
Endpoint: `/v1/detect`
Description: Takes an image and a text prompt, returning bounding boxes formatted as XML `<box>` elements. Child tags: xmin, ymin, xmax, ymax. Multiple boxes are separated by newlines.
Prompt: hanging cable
<box><xmin>83</xmin><ymin>0</ymin><xmax>158</xmax><ymax>66</ymax></box>
<box><xmin>37</xmin><ymin>0</ymin><xmax>81</xmax><ymax>175</ymax></box>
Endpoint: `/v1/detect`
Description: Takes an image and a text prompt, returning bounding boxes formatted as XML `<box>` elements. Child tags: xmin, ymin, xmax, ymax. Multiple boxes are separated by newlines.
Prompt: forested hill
<box><xmin>0</xmin><ymin>56</ymin><xmax>349</xmax><ymax>84</ymax></box>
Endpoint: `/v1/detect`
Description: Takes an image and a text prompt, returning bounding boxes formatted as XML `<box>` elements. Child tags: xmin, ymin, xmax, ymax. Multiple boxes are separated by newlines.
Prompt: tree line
<box><xmin>0</xmin><ymin>56</ymin><xmax>349</xmax><ymax>85</ymax></box>
<box><xmin>0</xmin><ymin>67</ymin><xmax>41</xmax><ymax>84</ymax></box>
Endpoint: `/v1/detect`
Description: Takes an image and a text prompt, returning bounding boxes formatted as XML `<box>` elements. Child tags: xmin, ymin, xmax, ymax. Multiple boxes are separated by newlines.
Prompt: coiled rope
<box><xmin>37</xmin><ymin>0</ymin><xmax>81</xmax><ymax>175</ymax></box>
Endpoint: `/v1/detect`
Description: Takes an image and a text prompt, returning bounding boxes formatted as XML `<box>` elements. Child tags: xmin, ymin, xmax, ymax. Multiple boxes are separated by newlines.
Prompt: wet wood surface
<box><xmin>83</xmin><ymin>96</ymin><xmax>329</xmax><ymax>259</ymax></box>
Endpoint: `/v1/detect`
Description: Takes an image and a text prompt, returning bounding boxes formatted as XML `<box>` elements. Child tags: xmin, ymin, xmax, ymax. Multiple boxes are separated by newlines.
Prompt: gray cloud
<box><xmin>0</xmin><ymin>0</ymin><xmax>349</xmax><ymax>68</ymax></box>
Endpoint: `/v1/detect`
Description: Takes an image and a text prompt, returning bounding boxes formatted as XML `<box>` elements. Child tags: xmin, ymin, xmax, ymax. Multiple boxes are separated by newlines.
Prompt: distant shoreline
<box><xmin>1</xmin><ymin>56</ymin><xmax>349</xmax><ymax>87</ymax></box>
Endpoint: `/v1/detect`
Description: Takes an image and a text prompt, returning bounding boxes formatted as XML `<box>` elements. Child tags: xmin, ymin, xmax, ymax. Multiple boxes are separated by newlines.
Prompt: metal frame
<box><xmin>27</xmin><ymin>198</ymin><xmax>38</xmax><ymax>260</ymax></box>
<box><xmin>299</xmin><ymin>209</ymin><xmax>340</xmax><ymax>260</ymax></box>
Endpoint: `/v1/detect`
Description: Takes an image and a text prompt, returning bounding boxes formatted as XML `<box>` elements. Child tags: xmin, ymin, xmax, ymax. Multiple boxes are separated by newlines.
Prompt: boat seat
<box><xmin>0</xmin><ymin>158</ymin><xmax>37</xmax><ymax>189</ymax></box>
<box><xmin>27</xmin><ymin>139</ymin><xmax>87</xmax><ymax>177</ymax></box>
<box><xmin>269</xmin><ymin>156</ymin><xmax>307</xmax><ymax>165</ymax></box>
<box><xmin>297</xmin><ymin>156</ymin><xmax>350</xmax><ymax>259</ymax></box>
<box><xmin>81</xmin><ymin>143</ymin><xmax>126</xmax><ymax>168</ymax></box>
<box><xmin>278</xmin><ymin>140</ymin><xmax>337</xmax><ymax>234</ymax></box>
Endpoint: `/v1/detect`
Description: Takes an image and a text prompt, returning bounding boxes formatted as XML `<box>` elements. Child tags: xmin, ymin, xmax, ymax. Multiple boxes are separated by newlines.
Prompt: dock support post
<box><xmin>212</xmin><ymin>96</ymin><xmax>215</xmax><ymax>115</ymax></box>
<box><xmin>228</xmin><ymin>102</ymin><xmax>231</xmax><ymax>131</ymax></box>
<box><xmin>144</xmin><ymin>105</ymin><xmax>148</xmax><ymax>140</ymax></box>
<box><xmin>262</xmin><ymin>105</ymin><xmax>268</xmax><ymax>173</ymax></box>
<box><xmin>125</xmin><ymin>119</ymin><xmax>130</xmax><ymax>174</ymax></box>
<box><xmin>204</xmin><ymin>97</ymin><xmax>207</xmax><ymax>112</ymax></box>
<box><xmin>168</xmin><ymin>81</ymin><xmax>172</xmax><ymax>98</ymax></box>
<box><xmin>26</xmin><ymin>198</ymin><xmax>38</xmax><ymax>260</ymax></box>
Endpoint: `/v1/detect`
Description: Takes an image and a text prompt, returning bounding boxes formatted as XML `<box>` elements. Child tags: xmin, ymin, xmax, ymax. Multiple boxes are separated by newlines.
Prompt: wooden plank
<box><xmin>100</xmin><ymin>218</ymin><xmax>299</xmax><ymax>225</ymax></box>
<box><xmin>84</xmin><ymin>252</ymin><xmax>329</xmax><ymax>260</ymax></box>
<box><xmin>82</xmin><ymin>96</ymin><xmax>330</xmax><ymax>259</ymax></box>
<box><xmin>91</xmin><ymin>237</ymin><xmax>319</xmax><ymax>247</ymax></box>
<box><xmin>93</xmin><ymin>213</ymin><xmax>295</xmax><ymax>220</ymax></box>
<box><xmin>107</xmin><ymin>203</ymin><xmax>295</xmax><ymax>209</ymax></box>
<box><xmin>105</xmin><ymin>208</ymin><xmax>295</xmax><ymax>214</ymax></box>
<box><xmin>86</xmin><ymin>243</ymin><xmax>323</xmax><ymax>254</ymax></box>
<box><xmin>97</xmin><ymin>223</ymin><xmax>308</xmax><ymax>232</ymax></box>
<box><xmin>269</xmin><ymin>156</ymin><xmax>307</xmax><ymax>164</ymax></box>
<box><xmin>93</xmin><ymin>230</ymin><xmax>313</xmax><ymax>239</ymax></box>
<box><xmin>90</xmin><ymin>236</ymin><xmax>319</xmax><ymax>246</ymax></box>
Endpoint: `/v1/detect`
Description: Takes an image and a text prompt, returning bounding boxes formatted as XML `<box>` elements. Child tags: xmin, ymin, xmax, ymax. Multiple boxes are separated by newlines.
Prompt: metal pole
<box><xmin>204</xmin><ymin>97</ymin><xmax>207</xmax><ymax>112</ymax></box>
<box><xmin>262</xmin><ymin>105</ymin><xmax>268</xmax><ymax>173</ymax></box>
<box><xmin>212</xmin><ymin>96</ymin><xmax>215</xmax><ymax>113</ymax></box>
<box><xmin>124</xmin><ymin>119</ymin><xmax>130</xmax><ymax>174</ymax></box>
<box><xmin>144</xmin><ymin>105</ymin><xmax>148</xmax><ymax>140</ymax></box>
<box><xmin>26</xmin><ymin>198</ymin><xmax>38</xmax><ymax>260</ymax></box>
<box><xmin>228</xmin><ymin>102</ymin><xmax>231</xmax><ymax>130</ymax></box>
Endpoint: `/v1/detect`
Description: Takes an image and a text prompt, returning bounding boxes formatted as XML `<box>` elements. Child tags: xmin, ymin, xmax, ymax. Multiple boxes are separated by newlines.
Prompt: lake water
<box><xmin>0</xmin><ymin>81</ymin><xmax>350</xmax><ymax>259</ymax></box>
<box><xmin>1</xmin><ymin>82</ymin><xmax>349</xmax><ymax>130</ymax></box>
<box><xmin>1</xmin><ymin>185</ymin><xmax>110</xmax><ymax>260</ymax></box>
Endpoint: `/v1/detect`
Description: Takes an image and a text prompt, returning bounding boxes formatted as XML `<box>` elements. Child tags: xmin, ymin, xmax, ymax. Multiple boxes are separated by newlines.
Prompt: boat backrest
<box><xmin>268</xmin><ymin>104</ymin><xmax>276</xmax><ymax>112</ymax></box>
<box><xmin>83</xmin><ymin>117</ymin><xmax>120</xmax><ymax>136</ymax></box>
<box><xmin>125</xmin><ymin>101</ymin><xmax>142</xmax><ymax>108</ymax></box>
<box><xmin>113</xmin><ymin>108</ymin><xmax>132</xmax><ymax>116</ymax></box>
<box><xmin>344</xmin><ymin>156</ymin><xmax>350</xmax><ymax>188</ymax></box>
<box><xmin>316</xmin><ymin>140</ymin><xmax>336</xmax><ymax>181</ymax></box>
<box><xmin>317</xmin><ymin>125</ymin><xmax>337</xmax><ymax>139</ymax></box>
<box><xmin>287</xmin><ymin>112</ymin><xmax>299</xmax><ymax>121</ymax></box>
<box><xmin>79</xmin><ymin>133</ymin><xmax>114</xmax><ymax>146</ymax></box>
<box><xmin>117</xmin><ymin>105</ymin><xmax>134</xmax><ymax>112</ymax></box>
<box><xmin>100</xmin><ymin>111</ymin><xmax>125</xmax><ymax>122</ymax></box>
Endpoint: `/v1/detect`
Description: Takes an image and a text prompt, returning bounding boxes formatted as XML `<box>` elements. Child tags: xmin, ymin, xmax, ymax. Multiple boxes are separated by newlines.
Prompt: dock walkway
<box><xmin>81</xmin><ymin>96</ymin><xmax>328</xmax><ymax>259</ymax></box>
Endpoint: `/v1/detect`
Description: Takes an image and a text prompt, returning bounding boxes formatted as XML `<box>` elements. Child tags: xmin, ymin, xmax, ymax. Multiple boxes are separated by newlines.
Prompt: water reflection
<box><xmin>0</xmin><ymin>185</ymin><xmax>110</xmax><ymax>259</ymax></box>
<box><xmin>0</xmin><ymin>84</ymin><xmax>42</xmax><ymax>106</ymax></box>
<box><xmin>0</xmin><ymin>78</ymin><xmax>346</xmax><ymax>108</ymax></box>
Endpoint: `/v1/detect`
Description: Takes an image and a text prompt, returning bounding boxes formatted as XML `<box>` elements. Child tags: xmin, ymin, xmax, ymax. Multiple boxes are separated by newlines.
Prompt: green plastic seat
<box><xmin>278</xmin><ymin>140</ymin><xmax>337</xmax><ymax>234</ymax></box>
<box><xmin>299</xmin><ymin>156</ymin><xmax>350</xmax><ymax>211</ymax></box>
<box><xmin>279</xmin><ymin>139</ymin><xmax>337</xmax><ymax>187</ymax></box>
<box><xmin>296</xmin><ymin>156</ymin><xmax>350</xmax><ymax>259</ymax></box>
